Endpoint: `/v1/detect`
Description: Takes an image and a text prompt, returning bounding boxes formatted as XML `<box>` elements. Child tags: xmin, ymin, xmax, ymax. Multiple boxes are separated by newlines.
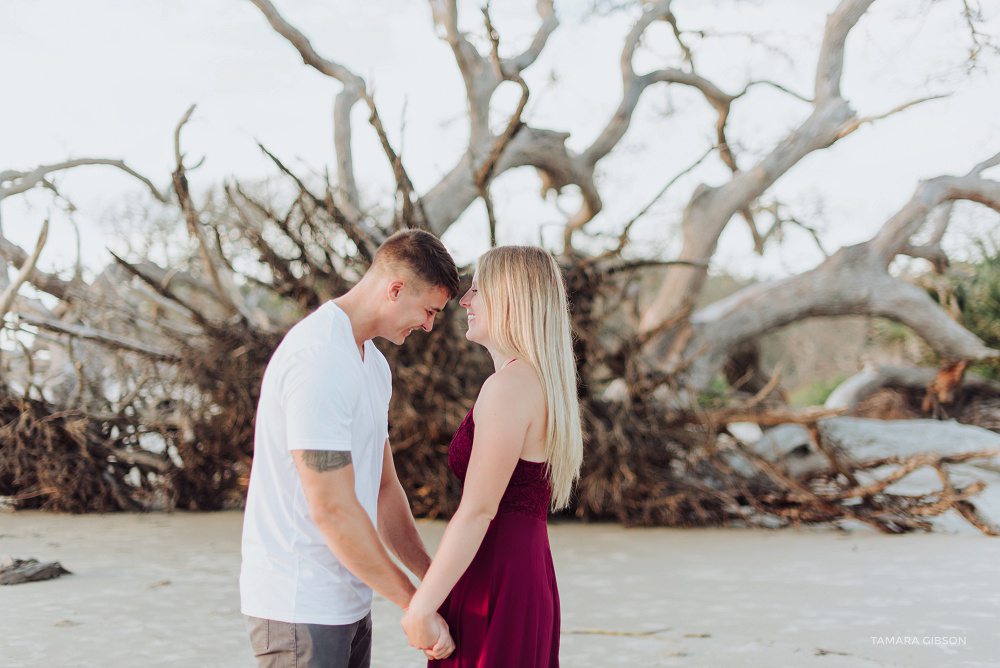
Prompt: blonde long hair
<box><xmin>477</xmin><ymin>246</ymin><xmax>583</xmax><ymax>511</ymax></box>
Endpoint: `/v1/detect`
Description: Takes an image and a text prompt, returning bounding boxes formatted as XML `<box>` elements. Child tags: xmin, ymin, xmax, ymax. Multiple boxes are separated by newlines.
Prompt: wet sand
<box><xmin>1</xmin><ymin>511</ymin><xmax>996</xmax><ymax>667</ymax></box>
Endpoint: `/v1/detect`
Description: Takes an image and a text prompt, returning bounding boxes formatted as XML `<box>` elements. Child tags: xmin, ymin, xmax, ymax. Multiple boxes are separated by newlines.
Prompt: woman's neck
<box><xmin>488</xmin><ymin>348</ymin><xmax>517</xmax><ymax>373</ymax></box>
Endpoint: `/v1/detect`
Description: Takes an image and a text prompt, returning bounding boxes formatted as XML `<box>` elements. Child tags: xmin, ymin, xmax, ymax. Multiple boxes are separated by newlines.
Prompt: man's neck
<box><xmin>332</xmin><ymin>288</ymin><xmax>378</xmax><ymax>357</ymax></box>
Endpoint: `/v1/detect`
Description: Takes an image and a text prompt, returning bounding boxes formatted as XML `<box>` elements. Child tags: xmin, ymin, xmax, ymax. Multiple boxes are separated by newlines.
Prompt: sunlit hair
<box><xmin>372</xmin><ymin>230</ymin><xmax>460</xmax><ymax>299</ymax></box>
<box><xmin>476</xmin><ymin>246</ymin><xmax>583</xmax><ymax>511</ymax></box>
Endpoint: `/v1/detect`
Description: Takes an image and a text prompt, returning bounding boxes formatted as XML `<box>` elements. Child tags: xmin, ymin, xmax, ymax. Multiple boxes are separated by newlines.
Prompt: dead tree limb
<box><xmin>0</xmin><ymin>159</ymin><xmax>167</xmax><ymax>203</ymax></box>
<box><xmin>0</xmin><ymin>220</ymin><xmax>48</xmax><ymax>327</ymax></box>
<box><xmin>245</xmin><ymin>0</ymin><xmax>366</xmax><ymax>220</ymax></box>
<box><xmin>17</xmin><ymin>314</ymin><xmax>180</xmax><ymax>362</ymax></box>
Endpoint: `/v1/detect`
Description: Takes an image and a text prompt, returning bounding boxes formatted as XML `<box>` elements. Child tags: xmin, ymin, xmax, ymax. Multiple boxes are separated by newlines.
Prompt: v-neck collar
<box><xmin>328</xmin><ymin>301</ymin><xmax>368</xmax><ymax>367</ymax></box>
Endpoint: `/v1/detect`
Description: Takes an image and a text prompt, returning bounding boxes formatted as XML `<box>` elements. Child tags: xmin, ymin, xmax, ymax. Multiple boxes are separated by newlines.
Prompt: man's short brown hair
<box><xmin>372</xmin><ymin>230</ymin><xmax>460</xmax><ymax>299</ymax></box>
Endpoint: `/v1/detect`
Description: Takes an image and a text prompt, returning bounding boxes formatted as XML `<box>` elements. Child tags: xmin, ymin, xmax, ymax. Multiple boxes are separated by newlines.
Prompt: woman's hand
<box><xmin>422</xmin><ymin>628</ymin><xmax>456</xmax><ymax>662</ymax></box>
<box><xmin>401</xmin><ymin>607</ymin><xmax>455</xmax><ymax>660</ymax></box>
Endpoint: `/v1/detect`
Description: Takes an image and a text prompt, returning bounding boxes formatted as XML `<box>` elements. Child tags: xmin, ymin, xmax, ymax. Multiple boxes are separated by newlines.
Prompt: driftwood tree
<box><xmin>2</xmin><ymin>0</ymin><xmax>1000</xmax><ymax>532</ymax></box>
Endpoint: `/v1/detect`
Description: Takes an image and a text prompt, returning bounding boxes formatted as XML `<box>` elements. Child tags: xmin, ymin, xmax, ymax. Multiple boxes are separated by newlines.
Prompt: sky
<box><xmin>1</xmin><ymin>0</ymin><xmax>999</xmax><ymax>281</ymax></box>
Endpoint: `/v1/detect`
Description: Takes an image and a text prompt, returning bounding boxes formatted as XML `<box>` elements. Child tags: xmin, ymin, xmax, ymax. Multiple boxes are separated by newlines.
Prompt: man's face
<box><xmin>383</xmin><ymin>280</ymin><xmax>450</xmax><ymax>345</ymax></box>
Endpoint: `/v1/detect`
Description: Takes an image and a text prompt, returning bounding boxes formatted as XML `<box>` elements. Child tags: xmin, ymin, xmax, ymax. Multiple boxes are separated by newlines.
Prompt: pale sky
<box><xmin>2</xmin><ymin>0</ymin><xmax>999</xmax><ymax>280</ymax></box>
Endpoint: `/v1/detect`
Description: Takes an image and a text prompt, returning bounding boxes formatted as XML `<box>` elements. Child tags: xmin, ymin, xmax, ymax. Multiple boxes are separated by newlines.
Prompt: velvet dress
<box><xmin>429</xmin><ymin>408</ymin><xmax>560</xmax><ymax>668</ymax></box>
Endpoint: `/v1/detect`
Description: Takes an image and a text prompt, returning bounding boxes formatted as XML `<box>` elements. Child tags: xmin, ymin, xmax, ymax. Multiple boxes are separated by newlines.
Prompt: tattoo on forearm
<box><xmin>301</xmin><ymin>450</ymin><xmax>352</xmax><ymax>472</ymax></box>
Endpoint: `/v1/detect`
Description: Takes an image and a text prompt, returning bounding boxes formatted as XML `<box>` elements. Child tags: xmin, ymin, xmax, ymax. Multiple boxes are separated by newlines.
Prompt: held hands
<box><xmin>401</xmin><ymin>607</ymin><xmax>455</xmax><ymax>660</ymax></box>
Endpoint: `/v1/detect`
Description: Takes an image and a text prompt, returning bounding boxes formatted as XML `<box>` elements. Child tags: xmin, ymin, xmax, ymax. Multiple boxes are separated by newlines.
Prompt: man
<box><xmin>241</xmin><ymin>229</ymin><xmax>460</xmax><ymax>667</ymax></box>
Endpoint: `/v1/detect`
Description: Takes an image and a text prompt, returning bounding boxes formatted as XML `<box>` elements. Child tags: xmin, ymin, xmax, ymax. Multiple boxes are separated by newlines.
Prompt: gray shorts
<box><xmin>245</xmin><ymin>613</ymin><xmax>373</xmax><ymax>668</ymax></box>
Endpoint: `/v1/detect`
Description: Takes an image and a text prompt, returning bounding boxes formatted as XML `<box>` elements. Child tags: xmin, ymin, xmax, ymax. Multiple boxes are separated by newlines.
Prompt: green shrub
<box><xmin>789</xmin><ymin>375</ymin><xmax>850</xmax><ymax>407</ymax></box>
<box><xmin>946</xmin><ymin>238</ymin><xmax>1000</xmax><ymax>380</ymax></box>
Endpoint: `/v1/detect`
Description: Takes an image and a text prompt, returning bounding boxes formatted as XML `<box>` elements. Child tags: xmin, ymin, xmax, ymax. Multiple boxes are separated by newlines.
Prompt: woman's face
<box><xmin>459</xmin><ymin>272</ymin><xmax>488</xmax><ymax>345</ymax></box>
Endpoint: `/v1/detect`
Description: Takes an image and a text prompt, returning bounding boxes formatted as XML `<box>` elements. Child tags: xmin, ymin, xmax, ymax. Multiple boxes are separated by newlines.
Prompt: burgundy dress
<box><xmin>429</xmin><ymin>408</ymin><xmax>560</xmax><ymax>668</ymax></box>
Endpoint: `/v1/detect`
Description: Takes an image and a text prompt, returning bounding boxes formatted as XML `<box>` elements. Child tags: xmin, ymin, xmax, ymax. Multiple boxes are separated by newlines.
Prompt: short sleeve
<box><xmin>283</xmin><ymin>346</ymin><xmax>360</xmax><ymax>452</ymax></box>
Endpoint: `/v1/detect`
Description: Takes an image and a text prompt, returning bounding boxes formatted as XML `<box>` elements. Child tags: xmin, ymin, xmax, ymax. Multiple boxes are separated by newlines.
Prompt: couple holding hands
<box><xmin>240</xmin><ymin>230</ymin><xmax>583</xmax><ymax>667</ymax></box>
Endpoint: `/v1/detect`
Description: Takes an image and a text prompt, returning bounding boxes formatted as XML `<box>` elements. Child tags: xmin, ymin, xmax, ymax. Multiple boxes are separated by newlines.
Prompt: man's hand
<box><xmin>401</xmin><ymin>608</ymin><xmax>455</xmax><ymax>660</ymax></box>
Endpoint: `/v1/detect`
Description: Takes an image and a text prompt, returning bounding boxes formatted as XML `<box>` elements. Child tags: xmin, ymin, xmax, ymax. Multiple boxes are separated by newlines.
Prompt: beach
<box><xmin>1</xmin><ymin>511</ymin><xmax>997</xmax><ymax>667</ymax></box>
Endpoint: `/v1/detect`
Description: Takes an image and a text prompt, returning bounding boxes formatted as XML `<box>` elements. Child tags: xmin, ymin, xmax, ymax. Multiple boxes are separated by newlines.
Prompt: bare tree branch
<box><xmin>583</xmin><ymin>1</ymin><xmax>682</xmax><ymax>166</ymax></box>
<box><xmin>0</xmin><ymin>159</ymin><xmax>167</xmax><ymax>203</ymax></box>
<box><xmin>108</xmin><ymin>252</ymin><xmax>213</xmax><ymax>331</ymax></box>
<box><xmin>254</xmin><ymin>142</ymin><xmax>381</xmax><ymax>258</ymax></box>
<box><xmin>18</xmin><ymin>313</ymin><xmax>180</xmax><ymax>362</ymax></box>
<box><xmin>246</xmin><ymin>0</ymin><xmax>365</xmax><ymax>218</ymax></box>
<box><xmin>675</xmin><ymin>222</ymin><xmax>999</xmax><ymax>392</ymax></box>
<box><xmin>476</xmin><ymin>6</ymin><xmax>531</xmax><ymax>247</ymax></box>
<box><xmin>640</xmin><ymin>0</ymin><xmax>876</xmax><ymax>336</ymax></box>
<box><xmin>0</xmin><ymin>220</ymin><xmax>48</xmax><ymax>327</ymax></box>
<box><xmin>0</xmin><ymin>234</ymin><xmax>80</xmax><ymax>303</ymax></box>
<box><xmin>590</xmin><ymin>145</ymin><xmax>715</xmax><ymax>263</ymax></box>
<box><xmin>740</xmin><ymin>79</ymin><xmax>813</xmax><ymax>104</ymax></box>
<box><xmin>836</xmin><ymin>94</ymin><xmax>948</xmax><ymax>139</ymax></box>
<box><xmin>814</xmin><ymin>0</ymin><xmax>876</xmax><ymax>104</ymax></box>
<box><xmin>753</xmin><ymin>201</ymin><xmax>831</xmax><ymax>257</ymax></box>
<box><xmin>171</xmin><ymin>105</ymin><xmax>261</xmax><ymax>326</ymax></box>
<box><xmin>429</xmin><ymin>0</ymin><xmax>495</xmax><ymax>146</ymax></box>
<box><xmin>872</xmin><ymin>174</ymin><xmax>1000</xmax><ymax>264</ymax></box>
<box><xmin>422</xmin><ymin>0</ymin><xmax>597</xmax><ymax>241</ymax></box>
<box><xmin>364</xmin><ymin>92</ymin><xmax>427</xmax><ymax>230</ymax></box>
<box><xmin>969</xmin><ymin>149</ymin><xmax>1000</xmax><ymax>176</ymax></box>
<box><xmin>825</xmin><ymin>363</ymin><xmax>1000</xmax><ymax>411</ymax></box>
<box><xmin>923</xmin><ymin>149</ymin><xmax>1000</xmax><ymax>266</ymax></box>
<box><xmin>500</xmin><ymin>0</ymin><xmax>557</xmax><ymax>76</ymax></box>
<box><xmin>633</xmin><ymin>161</ymin><xmax>1000</xmax><ymax>390</ymax></box>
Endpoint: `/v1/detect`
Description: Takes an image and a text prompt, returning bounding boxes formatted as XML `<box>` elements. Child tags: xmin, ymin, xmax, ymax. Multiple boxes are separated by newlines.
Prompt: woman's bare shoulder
<box><xmin>475</xmin><ymin>361</ymin><xmax>544</xmax><ymax>420</ymax></box>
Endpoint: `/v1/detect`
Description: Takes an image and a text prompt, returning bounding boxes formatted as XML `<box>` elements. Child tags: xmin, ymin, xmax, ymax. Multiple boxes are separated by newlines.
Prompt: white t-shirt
<box><xmin>240</xmin><ymin>301</ymin><xmax>392</xmax><ymax>625</ymax></box>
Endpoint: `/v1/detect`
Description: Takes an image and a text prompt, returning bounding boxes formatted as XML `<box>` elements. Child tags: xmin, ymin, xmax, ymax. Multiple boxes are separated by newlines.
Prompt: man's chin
<box><xmin>373</xmin><ymin>332</ymin><xmax>407</xmax><ymax>346</ymax></box>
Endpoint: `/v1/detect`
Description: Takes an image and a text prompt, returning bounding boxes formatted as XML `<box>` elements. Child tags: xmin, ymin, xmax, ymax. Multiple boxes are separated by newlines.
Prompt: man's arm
<box><xmin>282</xmin><ymin>348</ymin><xmax>451</xmax><ymax>658</ymax></box>
<box><xmin>377</xmin><ymin>439</ymin><xmax>432</xmax><ymax>580</ymax></box>
<box><xmin>293</xmin><ymin>449</ymin><xmax>417</xmax><ymax>609</ymax></box>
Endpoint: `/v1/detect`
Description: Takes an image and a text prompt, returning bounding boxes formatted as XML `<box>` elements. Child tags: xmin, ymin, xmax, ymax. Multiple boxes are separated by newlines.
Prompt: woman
<box><xmin>401</xmin><ymin>245</ymin><xmax>584</xmax><ymax>667</ymax></box>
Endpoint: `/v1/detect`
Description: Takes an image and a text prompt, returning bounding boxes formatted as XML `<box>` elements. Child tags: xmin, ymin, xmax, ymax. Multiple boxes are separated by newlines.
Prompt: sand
<box><xmin>1</xmin><ymin>511</ymin><xmax>997</xmax><ymax>667</ymax></box>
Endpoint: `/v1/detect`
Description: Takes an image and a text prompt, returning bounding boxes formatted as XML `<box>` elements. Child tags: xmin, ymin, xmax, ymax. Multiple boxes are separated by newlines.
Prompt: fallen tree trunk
<box><xmin>828</xmin><ymin>364</ymin><xmax>1000</xmax><ymax>407</ymax></box>
<box><xmin>722</xmin><ymin>416</ymin><xmax>1000</xmax><ymax>534</ymax></box>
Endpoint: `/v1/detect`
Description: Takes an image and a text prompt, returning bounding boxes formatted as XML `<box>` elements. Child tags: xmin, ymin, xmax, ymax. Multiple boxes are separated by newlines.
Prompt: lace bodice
<box><xmin>448</xmin><ymin>408</ymin><xmax>551</xmax><ymax>521</ymax></box>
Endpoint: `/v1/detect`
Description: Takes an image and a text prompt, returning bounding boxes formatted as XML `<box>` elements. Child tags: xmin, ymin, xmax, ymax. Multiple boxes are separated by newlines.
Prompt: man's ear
<box><xmin>387</xmin><ymin>279</ymin><xmax>405</xmax><ymax>302</ymax></box>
